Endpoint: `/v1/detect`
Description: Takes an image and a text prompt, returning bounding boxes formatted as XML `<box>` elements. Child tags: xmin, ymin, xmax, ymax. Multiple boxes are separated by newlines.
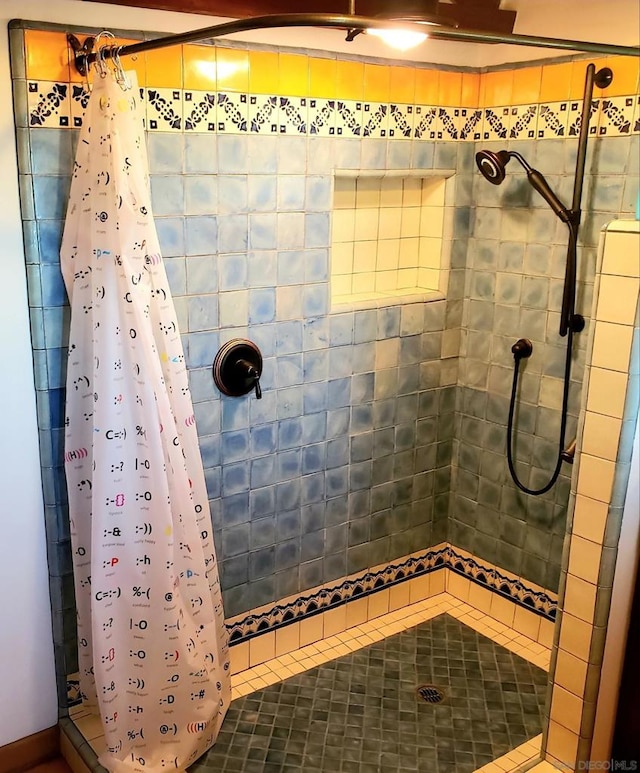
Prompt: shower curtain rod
<box><xmin>68</xmin><ymin>12</ymin><xmax>640</xmax><ymax>75</ymax></box>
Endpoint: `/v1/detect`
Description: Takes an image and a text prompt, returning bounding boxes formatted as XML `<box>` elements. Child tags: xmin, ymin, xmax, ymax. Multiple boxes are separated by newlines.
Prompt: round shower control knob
<box><xmin>212</xmin><ymin>339</ymin><xmax>263</xmax><ymax>399</ymax></box>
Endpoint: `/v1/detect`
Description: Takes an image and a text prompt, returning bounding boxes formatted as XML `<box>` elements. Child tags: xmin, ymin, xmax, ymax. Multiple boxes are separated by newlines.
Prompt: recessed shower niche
<box><xmin>330</xmin><ymin>172</ymin><xmax>454</xmax><ymax>308</ymax></box>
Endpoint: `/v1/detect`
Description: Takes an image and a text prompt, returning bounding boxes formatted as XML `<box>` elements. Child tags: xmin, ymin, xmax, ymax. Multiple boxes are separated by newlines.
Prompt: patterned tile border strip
<box><xmin>22</xmin><ymin>80</ymin><xmax>640</xmax><ymax>139</ymax></box>
<box><xmin>225</xmin><ymin>545</ymin><xmax>558</xmax><ymax>646</ymax></box>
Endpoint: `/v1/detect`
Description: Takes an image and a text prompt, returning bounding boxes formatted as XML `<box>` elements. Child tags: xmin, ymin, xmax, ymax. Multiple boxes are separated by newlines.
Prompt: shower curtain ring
<box><xmin>111</xmin><ymin>46</ymin><xmax>132</xmax><ymax>91</ymax></box>
<box><xmin>93</xmin><ymin>31</ymin><xmax>115</xmax><ymax>79</ymax></box>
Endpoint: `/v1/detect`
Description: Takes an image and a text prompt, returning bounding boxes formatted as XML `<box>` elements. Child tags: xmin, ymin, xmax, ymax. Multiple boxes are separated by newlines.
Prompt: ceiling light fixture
<box><xmin>344</xmin><ymin>2</ymin><xmax>458</xmax><ymax>51</ymax></box>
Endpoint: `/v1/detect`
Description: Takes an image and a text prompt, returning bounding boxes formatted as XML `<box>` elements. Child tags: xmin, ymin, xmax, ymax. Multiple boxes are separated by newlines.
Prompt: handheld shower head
<box><xmin>476</xmin><ymin>148</ymin><xmax>571</xmax><ymax>224</ymax></box>
<box><xmin>475</xmin><ymin>149</ymin><xmax>512</xmax><ymax>185</ymax></box>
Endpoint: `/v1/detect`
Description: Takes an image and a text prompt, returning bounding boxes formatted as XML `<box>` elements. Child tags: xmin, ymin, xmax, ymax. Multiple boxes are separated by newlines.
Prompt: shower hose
<box><xmin>506</xmin><ymin>224</ymin><xmax>578</xmax><ymax>496</ymax></box>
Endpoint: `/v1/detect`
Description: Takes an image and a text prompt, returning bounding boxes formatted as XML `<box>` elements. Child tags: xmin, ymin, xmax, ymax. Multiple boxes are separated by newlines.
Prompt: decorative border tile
<box><xmin>567</xmin><ymin>97</ymin><xmax>599</xmax><ymax>138</ymax></box>
<box><xmin>334</xmin><ymin>99</ymin><xmax>363</xmax><ymax>137</ymax></box>
<box><xmin>361</xmin><ymin>101</ymin><xmax>389</xmax><ymax>138</ymax></box>
<box><xmin>248</xmin><ymin>93</ymin><xmax>277</xmax><ymax>133</ymax></box>
<box><xmin>20</xmin><ymin>80</ymin><xmax>640</xmax><ymax>138</ymax></box>
<box><xmin>219</xmin><ymin>92</ymin><xmax>249</xmax><ymax>133</ymax></box>
<box><xmin>508</xmin><ymin>104</ymin><xmax>539</xmax><ymax>140</ymax></box>
<box><xmin>145</xmin><ymin>87</ymin><xmax>182</xmax><ymax>131</ymax></box>
<box><xmin>597</xmin><ymin>95</ymin><xmax>636</xmax><ymax>137</ymax></box>
<box><xmin>183</xmin><ymin>89</ymin><xmax>217</xmax><ymax>132</ymax></box>
<box><xmin>413</xmin><ymin>105</ymin><xmax>439</xmax><ymax>139</ymax></box>
<box><xmin>481</xmin><ymin>106</ymin><xmax>510</xmax><ymax>142</ymax></box>
<box><xmin>225</xmin><ymin>544</ymin><xmax>558</xmax><ymax>646</ymax></box>
<box><xmin>537</xmin><ymin>101</ymin><xmax>569</xmax><ymax>139</ymax></box>
<box><xmin>27</xmin><ymin>80</ymin><xmax>70</xmax><ymax>128</ymax></box>
<box><xmin>277</xmin><ymin>96</ymin><xmax>308</xmax><ymax>135</ymax></box>
<box><xmin>69</xmin><ymin>83</ymin><xmax>91</xmax><ymax>129</ymax></box>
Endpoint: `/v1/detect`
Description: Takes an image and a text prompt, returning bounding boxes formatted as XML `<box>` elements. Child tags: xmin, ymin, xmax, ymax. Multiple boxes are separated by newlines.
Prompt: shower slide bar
<box><xmin>475</xmin><ymin>62</ymin><xmax>609</xmax><ymax>496</ymax></box>
<box><xmin>67</xmin><ymin>12</ymin><xmax>639</xmax><ymax>76</ymax></box>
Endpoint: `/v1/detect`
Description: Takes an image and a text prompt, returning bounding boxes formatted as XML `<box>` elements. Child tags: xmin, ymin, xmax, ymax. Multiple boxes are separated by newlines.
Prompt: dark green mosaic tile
<box><xmin>189</xmin><ymin>614</ymin><xmax>547</xmax><ymax>773</ymax></box>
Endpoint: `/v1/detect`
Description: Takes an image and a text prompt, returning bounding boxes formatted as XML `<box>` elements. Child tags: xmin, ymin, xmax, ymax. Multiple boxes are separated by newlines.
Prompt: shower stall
<box><xmin>8</xmin><ymin>14</ymin><xmax>640</xmax><ymax>773</ymax></box>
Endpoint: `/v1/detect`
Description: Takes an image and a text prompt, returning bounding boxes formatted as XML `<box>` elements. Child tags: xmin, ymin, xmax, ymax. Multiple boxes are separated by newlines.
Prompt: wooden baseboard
<box><xmin>0</xmin><ymin>726</ymin><xmax>59</xmax><ymax>773</ymax></box>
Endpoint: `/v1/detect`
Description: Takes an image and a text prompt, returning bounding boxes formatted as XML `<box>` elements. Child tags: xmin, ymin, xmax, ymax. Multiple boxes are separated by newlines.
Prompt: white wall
<box><xmin>0</xmin><ymin>0</ymin><xmax>637</xmax><ymax>748</ymax></box>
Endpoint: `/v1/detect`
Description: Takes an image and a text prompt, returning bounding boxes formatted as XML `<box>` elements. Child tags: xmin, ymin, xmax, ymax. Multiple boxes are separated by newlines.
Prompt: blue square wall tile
<box><xmin>304</xmin><ymin>349</ymin><xmax>329</xmax><ymax>382</ymax></box>
<box><xmin>33</xmin><ymin>176</ymin><xmax>70</xmax><ymax>221</ymax></box>
<box><xmin>277</xmin><ymin>250</ymin><xmax>305</xmax><ymax>285</ymax></box>
<box><xmin>278</xmin><ymin>448</ymin><xmax>302</xmax><ymax>480</ymax></box>
<box><xmin>302</xmin><ymin>443</ymin><xmax>326</xmax><ymax>474</ymax></box>
<box><xmin>222</xmin><ymin>397</ymin><xmax>250</xmax><ymax>431</ymax></box>
<box><xmin>193</xmin><ymin>400</ymin><xmax>220</xmax><ymax>437</ymax></box>
<box><xmin>251</xmin><ymin>485</ymin><xmax>276</xmax><ymax>517</ymax></box>
<box><xmin>185</xmin><ymin>216</ymin><xmax>218</xmax><ymax>256</ymax></box>
<box><xmin>248</xmin><ymin>288</ymin><xmax>276</xmax><ymax>324</ymax></box>
<box><xmin>249</xmin><ymin>213</ymin><xmax>278</xmax><ymax>250</ymax></box>
<box><xmin>303</xmin><ymin>285</ymin><xmax>328</xmax><ymax>317</ymax></box>
<box><xmin>30</xmin><ymin>129</ymin><xmax>73</xmax><ymax>175</ymax></box>
<box><xmin>221</xmin><ymin>429</ymin><xmax>250</xmax><ymax>463</ymax></box>
<box><xmin>204</xmin><ymin>466</ymin><xmax>221</xmax><ymax>499</ymax></box>
<box><xmin>276</xmin><ymin>479</ymin><xmax>301</xmax><ymax>511</ymax></box>
<box><xmin>219</xmin><ymin>253</ymin><xmax>248</xmax><ymax>291</ymax></box>
<box><xmin>276</xmin><ymin>321</ymin><xmax>303</xmax><ymax>354</ymax></box>
<box><xmin>275</xmin><ymin>538</ymin><xmax>300</xmax><ymax>571</ymax></box>
<box><xmin>217</xmin><ymin>175</ymin><xmax>248</xmax><ymax>214</ymax></box>
<box><xmin>302</xmin><ymin>472</ymin><xmax>325</xmax><ymax>506</ymax></box>
<box><xmin>188</xmin><ymin>294</ymin><xmax>218</xmax><ymax>332</ymax></box>
<box><xmin>199</xmin><ymin>434</ymin><xmax>221</xmax><ymax>468</ymax></box>
<box><xmin>156</xmin><ymin>217</ymin><xmax>185</xmax><ymax>258</ymax></box>
<box><xmin>221</xmin><ymin>492</ymin><xmax>251</xmax><ymax>527</ymax></box>
<box><xmin>186</xmin><ymin>256</ymin><xmax>217</xmax><ymax>294</ymax></box>
<box><xmin>277</xmin><ymin>354</ymin><xmax>303</xmax><ymax>387</ymax></box>
<box><xmin>217</xmin><ymin>214</ymin><xmax>248</xmax><ymax>253</ymax></box>
<box><xmin>218</xmin><ymin>135</ymin><xmax>248</xmax><ymax>174</ymax></box>
<box><xmin>248</xmin><ymin>251</ymin><xmax>277</xmax><ymax>287</ymax></box>
<box><xmin>305</xmin><ymin>249</ymin><xmax>329</xmax><ymax>283</ymax></box>
<box><xmin>298</xmin><ymin>412</ymin><xmax>326</xmax><ymax>449</ymax></box>
<box><xmin>164</xmin><ymin>257</ymin><xmax>187</xmax><ymax>296</ymax></box>
<box><xmin>40</xmin><ymin>265</ymin><xmax>66</xmax><ymax>307</ymax></box>
<box><xmin>305</xmin><ymin>176</ymin><xmax>331</xmax><ymax>211</ymax></box>
<box><xmin>249</xmin><ymin>176</ymin><xmax>277</xmax><ymax>212</ymax></box>
<box><xmin>303</xmin><ymin>317</ymin><xmax>329</xmax><ymax>351</ymax></box>
<box><xmin>221</xmin><ymin>522</ymin><xmax>250</xmax><ymax>557</ymax></box>
<box><xmin>249</xmin><ymin>545</ymin><xmax>276</xmax><ymax>580</ymax></box>
<box><xmin>250</xmin><ymin>515</ymin><xmax>276</xmax><ymax>550</ymax></box>
<box><xmin>148</xmin><ymin>133</ymin><xmax>184</xmax><ymax>174</ymax></box>
<box><xmin>37</xmin><ymin>220</ymin><xmax>63</xmax><ymax>263</ymax></box>
<box><xmin>185</xmin><ymin>134</ymin><xmax>217</xmax><ymax>174</ymax></box>
<box><xmin>250</xmin><ymin>455</ymin><xmax>277</xmax><ymax>489</ymax></box>
<box><xmin>277</xmin><ymin>175</ymin><xmax>305</xmax><ymax>211</ymax></box>
<box><xmin>247</xmin><ymin>135</ymin><xmax>278</xmax><ymax>174</ymax></box>
<box><xmin>221</xmin><ymin>554</ymin><xmax>248</xmax><ymax>589</ymax></box>
<box><xmin>150</xmin><ymin>175</ymin><xmax>184</xmax><ymax>216</ymax></box>
<box><xmin>43</xmin><ymin>306</ymin><xmax>69</xmax><ymax>349</ymax></box>
<box><xmin>184</xmin><ymin>175</ymin><xmax>218</xmax><ymax>215</ymax></box>
<box><xmin>250</xmin><ymin>423</ymin><xmax>277</xmax><ymax>456</ymax></box>
<box><xmin>304</xmin><ymin>212</ymin><xmax>330</xmax><ymax>248</ymax></box>
<box><xmin>277</xmin><ymin>212</ymin><xmax>305</xmax><ymax>250</ymax></box>
<box><xmin>187</xmin><ymin>331</ymin><xmax>219</xmax><ymax>368</ymax></box>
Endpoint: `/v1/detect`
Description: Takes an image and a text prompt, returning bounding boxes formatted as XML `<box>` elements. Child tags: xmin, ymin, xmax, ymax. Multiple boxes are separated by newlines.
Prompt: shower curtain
<box><xmin>60</xmin><ymin>71</ymin><xmax>230</xmax><ymax>773</ymax></box>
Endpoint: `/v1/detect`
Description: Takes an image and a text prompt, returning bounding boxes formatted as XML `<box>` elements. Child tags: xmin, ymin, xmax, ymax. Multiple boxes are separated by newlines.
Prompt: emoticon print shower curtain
<box><xmin>60</xmin><ymin>70</ymin><xmax>230</xmax><ymax>773</ymax></box>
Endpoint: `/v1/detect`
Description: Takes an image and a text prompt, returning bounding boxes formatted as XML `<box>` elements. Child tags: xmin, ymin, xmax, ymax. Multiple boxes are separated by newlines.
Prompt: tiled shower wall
<box><xmin>9</xmin><ymin>21</ymin><xmax>639</xmax><ymax>687</ymax></box>
<box><xmin>451</xmin><ymin>132</ymin><xmax>639</xmax><ymax>592</ymax></box>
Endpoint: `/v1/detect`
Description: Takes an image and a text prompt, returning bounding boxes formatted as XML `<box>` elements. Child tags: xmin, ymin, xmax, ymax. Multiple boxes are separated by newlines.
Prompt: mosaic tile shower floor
<box><xmin>189</xmin><ymin>614</ymin><xmax>547</xmax><ymax>773</ymax></box>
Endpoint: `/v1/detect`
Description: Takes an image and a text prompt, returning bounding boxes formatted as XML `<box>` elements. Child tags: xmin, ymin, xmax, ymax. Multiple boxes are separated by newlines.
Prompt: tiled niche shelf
<box><xmin>330</xmin><ymin>170</ymin><xmax>454</xmax><ymax>309</ymax></box>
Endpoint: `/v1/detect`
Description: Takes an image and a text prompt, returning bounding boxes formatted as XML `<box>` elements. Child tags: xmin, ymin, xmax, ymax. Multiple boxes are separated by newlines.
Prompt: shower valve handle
<box><xmin>236</xmin><ymin>359</ymin><xmax>262</xmax><ymax>399</ymax></box>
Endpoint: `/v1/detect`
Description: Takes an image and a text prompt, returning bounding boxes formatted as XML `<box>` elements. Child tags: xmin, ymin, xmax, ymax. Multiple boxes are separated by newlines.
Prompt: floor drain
<box><xmin>416</xmin><ymin>685</ymin><xmax>445</xmax><ymax>704</ymax></box>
